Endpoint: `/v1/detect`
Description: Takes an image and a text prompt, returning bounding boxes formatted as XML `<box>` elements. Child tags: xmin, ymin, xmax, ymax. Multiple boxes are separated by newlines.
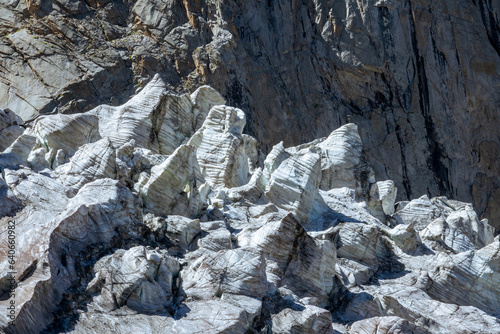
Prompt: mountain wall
<box><xmin>0</xmin><ymin>0</ymin><xmax>499</xmax><ymax>228</ymax></box>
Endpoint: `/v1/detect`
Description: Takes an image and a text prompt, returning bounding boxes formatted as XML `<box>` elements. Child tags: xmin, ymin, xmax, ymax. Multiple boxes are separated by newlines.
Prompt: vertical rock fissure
<box><xmin>394</xmin><ymin>123</ymin><xmax>412</xmax><ymax>199</ymax></box>
<box><xmin>474</xmin><ymin>0</ymin><xmax>500</xmax><ymax>57</ymax></box>
<box><xmin>408</xmin><ymin>4</ymin><xmax>451</xmax><ymax>198</ymax></box>
<box><xmin>377</xmin><ymin>5</ymin><xmax>413</xmax><ymax>200</ymax></box>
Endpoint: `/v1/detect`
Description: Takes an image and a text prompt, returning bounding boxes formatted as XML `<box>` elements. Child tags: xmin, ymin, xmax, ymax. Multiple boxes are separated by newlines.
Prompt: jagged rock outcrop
<box><xmin>264</xmin><ymin>123</ymin><xmax>376</xmax><ymax>226</ymax></box>
<box><xmin>271</xmin><ymin>305</ymin><xmax>334</xmax><ymax>334</ymax></box>
<box><xmin>367</xmin><ymin>180</ymin><xmax>397</xmax><ymax>222</ymax></box>
<box><xmin>140</xmin><ymin>144</ymin><xmax>204</xmax><ymax>218</ymax></box>
<box><xmin>86</xmin><ymin>246</ymin><xmax>180</xmax><ymax>313</ymax></box>
<box><xmin>0</xmin><ymin>109</ymin><xmax>23</xmax><ymax>152</ymax></box>
<box><xmin>395</xmin><ymin>195</ymin><xmax>495</xmax><ymax>253</ymax></box>
<box><xmin>69</xmin><ymin>296</ymin><xmax>263</xmax><ymax>334</ymax></box>
<box><xmin>188</xmin><ymin>105</ymin><xmax>250</xmax><ymax>189</ymax></box>
<box><xmin>265</xmin><ymin>150</ymin><xmax>322</xmax><ymax>223</ymax></box>
<box><xmin>0</xmin><ymin>178</ymin><xmax>141</xmax><ymax>333</ymax></box>
<box><xmin>238</xmin><ymin>213</ymin><xmax>337</xmax><ymax>306</ymax></box>
<box><xmin>56</xmin><ymin>138</ymin><xmax>117</xmax><ymax>191</ymax></box>
<box><xmin>427</xmin><ymin>236</ymin><xmax>500</xmax><ymax>316</ymax></box>
<box><xmin>91</xmin><ymin>75</ymin><xmax>225</xmax><ymax>155</ymax></box>
<box><xmin>0</xmin><ymin>173</ymin><xmax>21</xmax><ymax>217</ymax></box>
<box><xmin>0</xmin><ymin>79</ymin><xmax>499</xmax><ymax>334</ymax></box>
<box><xmin>349</xmin><ymin>316</ymin><xmax>429</xmax><ymax>334</ymax></box>
<box><xmin>181</xmin><ymin>247</ymin><xmax>267</xmax><ymax>300</ymax></box>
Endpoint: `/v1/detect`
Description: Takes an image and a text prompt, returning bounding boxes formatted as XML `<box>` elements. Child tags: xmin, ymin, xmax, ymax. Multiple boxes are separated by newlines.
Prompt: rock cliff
<box><xmin>0</xmin><ymin>0</ymin><xmax>499</xmax><ymax>229</ymax></box>
<box><xmin>0</xmin><ymin>78</ymin><xmax>499</xmax><ymax>333</ymax></box>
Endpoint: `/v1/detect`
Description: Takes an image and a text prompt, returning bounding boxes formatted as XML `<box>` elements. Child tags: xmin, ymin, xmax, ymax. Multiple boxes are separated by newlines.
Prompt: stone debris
<box><xmin>0</xmin><ymin>79</ymin><xmax>498</xmax><ymax>334</ymax></box>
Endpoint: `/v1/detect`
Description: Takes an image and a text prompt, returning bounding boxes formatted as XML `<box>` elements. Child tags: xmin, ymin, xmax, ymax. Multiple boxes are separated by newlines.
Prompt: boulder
<box><xmin>87</xmin><ymin>246</ymin><xmax>180</xmax><ymax>313</ymax></box>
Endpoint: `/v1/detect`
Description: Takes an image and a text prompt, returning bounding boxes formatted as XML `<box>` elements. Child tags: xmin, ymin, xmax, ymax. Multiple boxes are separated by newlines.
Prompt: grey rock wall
<box><xmin>0</xmin><ymin>0</ymin><xmax>498</xmax><ymax>230</ymax></box>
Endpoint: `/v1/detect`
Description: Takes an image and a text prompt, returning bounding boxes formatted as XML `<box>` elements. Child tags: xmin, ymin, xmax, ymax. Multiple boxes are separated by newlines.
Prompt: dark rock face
<box><xmin>0</xmin><ymin>0</ymin><xmax>499</xmax><ymax>228</ymax></box>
